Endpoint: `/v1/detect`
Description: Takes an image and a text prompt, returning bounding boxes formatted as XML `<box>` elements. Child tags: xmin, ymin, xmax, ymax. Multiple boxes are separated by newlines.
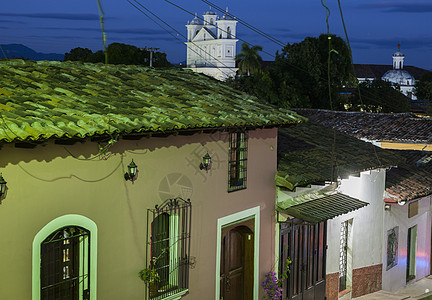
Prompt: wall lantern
<box><xmin>0</xmin><ymin>173</ymin><xmax>6</xmax><ymax>197</ymax></box>
<box><xmin>384</xmin><ymin>203</ymin><xmax>391</xmax><ymax>211</ymax></box>
<box><xmin>199</xmin><ymin>152</ymin><xmax>212</xmax><ymax>171</ymax></box>
<box><xmin>124</xmin><ymin>160</ymin><xmax>138</xmax><ymax>183</ymax></box>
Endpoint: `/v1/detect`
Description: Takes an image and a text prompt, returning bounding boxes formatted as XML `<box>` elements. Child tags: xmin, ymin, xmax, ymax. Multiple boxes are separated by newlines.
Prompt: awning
<box><xmin>276</xmin><ymin>191</ymin><xmax>369</xmax><ymax>224</ymax></box>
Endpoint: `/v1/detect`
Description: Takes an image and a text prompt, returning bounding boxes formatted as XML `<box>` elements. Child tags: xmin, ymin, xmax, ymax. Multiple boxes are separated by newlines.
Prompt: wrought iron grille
<box><xmin>228</xmin><ymin>131</ymin><xmax>247</xmax><ymax>192</ymax></box>
<box><xmin>146</xmin><ymin>197</ymin><xmax>192</xmax><ymax>299</ymax></box>
<box><xmin>339</xmin><ymin>221</ymin><xmax>348</xmax><ymax>291</ymax></box>
<box><xmin>41</xmin><ymin>226</ymin><xmax>90</xmax><ymax>300</ymax></box>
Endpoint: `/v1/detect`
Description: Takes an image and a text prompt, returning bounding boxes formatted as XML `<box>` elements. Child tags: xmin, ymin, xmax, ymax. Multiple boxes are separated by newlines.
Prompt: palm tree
<box><xmin>236</xmin><ymin>43</ymin><xmax>263</xmax><ymax>76</ymax></box>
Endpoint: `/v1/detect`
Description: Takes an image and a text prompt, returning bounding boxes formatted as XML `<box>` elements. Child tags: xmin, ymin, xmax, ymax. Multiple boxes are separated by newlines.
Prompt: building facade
<box><xmin>0</xmin><ymin>60</ymin><xmax>305</xmax><ymax>300</ymax></box>
<box><xmin>185</xmin><ymin>8</ymin><xmax>238</xmax><ymax>81</ymax></box>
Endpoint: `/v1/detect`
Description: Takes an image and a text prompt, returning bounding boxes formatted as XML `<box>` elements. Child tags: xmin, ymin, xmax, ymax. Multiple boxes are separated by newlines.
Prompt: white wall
<box><xmin>382</xmin><ymin>195</ymin><xmax>431</xmax><ymax>292</ymax></box>
<box><xmin>327</xmin><ymin>169</ymin><xmax>386</xmax><ymax>274</ymax></box>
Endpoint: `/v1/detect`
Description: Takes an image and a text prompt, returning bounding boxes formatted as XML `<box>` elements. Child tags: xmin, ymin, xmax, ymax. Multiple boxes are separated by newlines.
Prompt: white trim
<box><xmin>153</xmin><ymin>289</ymin><xmax>188</xmax><ymax>300</ymax></box>
<box><xmin>215</xmin><ymin>206</ymin><xmax>260</xmax><ymax>300</ymax></box>
<box><xmin>32</xmin><ymin>214</ymin><xmax>98</xmax><ymax>300</ymax></box>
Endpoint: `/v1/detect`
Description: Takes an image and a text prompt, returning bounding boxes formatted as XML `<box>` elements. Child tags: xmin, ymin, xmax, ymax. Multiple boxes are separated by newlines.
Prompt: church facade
<box><xmin>355</xmin><ymin>45</ymin><xmax>429</xmax><ymax>100</ymax></box>
<box><xmin>184</xmin><ymin>8</ymin><xmax>238</xmax><ymax>81</ymax></box>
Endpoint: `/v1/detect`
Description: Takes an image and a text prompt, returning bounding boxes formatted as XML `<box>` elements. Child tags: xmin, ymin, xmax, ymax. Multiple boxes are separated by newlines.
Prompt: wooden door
<box><xmin>220</xmin><ymin>226</ymin><xmax>254</xmax><ymax>300</ymax></box>
<box><xmin>280</xmin><ymin>221</ymin><xmax>327</xmax><ymax>300</ymax></box>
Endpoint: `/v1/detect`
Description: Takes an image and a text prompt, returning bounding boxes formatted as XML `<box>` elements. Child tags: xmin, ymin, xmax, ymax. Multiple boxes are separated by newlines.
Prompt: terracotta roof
<box><xmin>353</xmin><ymin>64</ymin><xmax>430</xmax><ymax>80</ymax></box>
<box><xmin>276</xmin><ymin>121</ymin><xmax>402</xmax><ymax>190</ymax></box>
<box><xmin>292</xmin><ymin>109</ymin><xmax>432</xmax><ymax>144</ymax></box>
<box><xmin>385</xmin><ymin>150</ymin><xmax>432</xmax><ymax>203</ymax></box>
<box><xmin>0</xmin><ymin>60</ymin><xmax>306</xmax><ymax>143</ymax></box>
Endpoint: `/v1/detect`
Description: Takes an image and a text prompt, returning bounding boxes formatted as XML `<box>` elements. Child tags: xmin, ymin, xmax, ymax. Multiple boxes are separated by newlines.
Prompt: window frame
<box><xmin>146</xmin><ymin>198</ymin><xmax>191</xmax><ymax>300</ymax></box>
<box><xmin>228</xmin><ymin>131</ymin><xmax>248</xmax><ymax>192</ymax></box>
<box><xmin>32</xmin><ymin>215</ymin><xmax>98</xmax><ymax>300</ymax></box>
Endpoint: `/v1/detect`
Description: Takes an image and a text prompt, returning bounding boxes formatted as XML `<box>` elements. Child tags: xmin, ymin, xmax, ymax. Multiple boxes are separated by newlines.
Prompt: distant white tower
<box><xmin>185</xmin><ymin>7</ymin><xmax>238</xmax><ymax>81</ymax></box>
<box><xmin>382</xmin><ymin>44</ymin><xmax>417</xmax><ymax>99</ymax></box>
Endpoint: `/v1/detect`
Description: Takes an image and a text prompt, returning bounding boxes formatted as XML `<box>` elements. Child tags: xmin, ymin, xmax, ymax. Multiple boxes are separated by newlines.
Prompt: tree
<box><xmin>64</xmin><ymin>43</ymin><xmax>171</xmax><ymax>67</ymax></box>
<box><xmin>415</xmin><ymin>71</ymin><xmax>432</xmax><ymax>101</ymax></box>
<box><xmin>235</xmin><ymin>43</ymin><xmax>263</xmax><ymax>76</ymax></box>
<box><xmin>274</xmin><ymin>34</ymin><xmax>352</xmax><ymax>109</ymax></box>
<box><xmin>64</xmin><ymin>47</ymin><xmax>94</xmax><ymax>62</ymax></box>
<box><xmin>345</xmin><ymin>79</ymin><xmax>410</xmax><ymax>113</ymax></box>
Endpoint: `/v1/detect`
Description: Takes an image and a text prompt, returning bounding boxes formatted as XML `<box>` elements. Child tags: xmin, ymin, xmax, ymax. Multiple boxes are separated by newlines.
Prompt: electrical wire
<box><xmin>127</xmin><ymin>0</ymin><xmax>234</xmax><ymax>79</ymax></box>
<box><xmin>200</xmin><ymin>0</ymin><xmax>285</xmax><ymax>48</ymax></box>
<box><xmin>0</xmin><ymin>45</ymin><xmax>8</xmax><ymax>60</ymax></box>
<box><xmin>97</xmin><ymin>0</ymin><xmax>109</xmax><ymax>64</ymax></box>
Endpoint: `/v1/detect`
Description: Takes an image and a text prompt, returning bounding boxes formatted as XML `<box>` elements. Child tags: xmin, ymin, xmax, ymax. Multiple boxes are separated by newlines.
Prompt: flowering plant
<box><xmin>261</xmin><ymin>271</ymin><xmax>283</xmax><ymax>300</ymax></box>
<box><xmin>262</xmin><ymin>257</ymin><xmax>291</xmax><ymax>299</ymax></box>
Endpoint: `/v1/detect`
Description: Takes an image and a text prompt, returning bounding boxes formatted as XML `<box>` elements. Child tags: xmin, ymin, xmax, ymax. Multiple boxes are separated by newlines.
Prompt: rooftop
<box><xmin>276</xmin><ymin>121</ymin><xmax>401</xmax><ymax>190</ymax></box>
<box><xmin>385</xmin><ymin>150</ymin><xmax>432</xmax><ymax>203</ymax></box>
<box><xmin>292</xmin><ymin>109</ymin><xmax>432</xmax><ymax>144</ymax></box>
<box><xmin>353</xmin><ymin>64</ymin><xmax>429</xmax><ymax>80</ymax></box>
<box><xmin>0</xmin><ymin>60</ymin><xmax>305</xmax><ymax>144</ymax></box>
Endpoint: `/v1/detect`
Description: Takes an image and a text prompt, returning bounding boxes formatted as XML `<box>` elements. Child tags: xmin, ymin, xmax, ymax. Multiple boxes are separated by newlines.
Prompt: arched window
<box><xmin>32</xmin><ymin>215</ymin><xmax>97</xmax><ymax>300</ymax></box>
<box><xmin>227</xmin><ymin>27</ymin><xmax>231</xmax><ymax>39</ymax></box>
<box><xmin>41</xmin><ymin>226</ymin><xmax>90</xmax><ymax>299</ymax></box>
<box><xmin>210</xmin><ymin>18</ymin><xmax>214</xmax><ymax>24</ymax></box>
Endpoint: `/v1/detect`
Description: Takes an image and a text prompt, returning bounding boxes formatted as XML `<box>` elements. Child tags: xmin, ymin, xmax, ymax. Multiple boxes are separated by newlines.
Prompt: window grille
<box><xmin>41</xmin><ymin>226</ymin><xmax>90</xmax><ymax>300</ymax></box>
<box><xmin>228</xmin><ymin>131</ymin><xmax>247</xmax><ymax>192</ymax></box>
<box><xmin>339</xmin><ymin>221</ymin><xmax>348</xmax><ymax>291</ymax></box>
<box><xmin>146</xmin><ymin>197</ymin><xmax>192</xmax><ymax>299</ymax></box>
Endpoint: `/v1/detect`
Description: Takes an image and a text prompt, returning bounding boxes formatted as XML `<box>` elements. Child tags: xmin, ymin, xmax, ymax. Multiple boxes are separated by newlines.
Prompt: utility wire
<box><xmin>97</xmin><ymin>0</ymin><xmax>109</xmax><ymax>64</ymax></box>
<box><xmin>127</xmin><ymin>0</ymin><xmax>234</xmax><ymax>78</ymax></box>
<box><xmin>0</xmin><ymin>45</ymin><xmax>8</xmax><ymax>60</ymax></box>
<box><xmin>200</xmin><ymin>0</ymin><xmax>285</xmax><ymax>48</ymax></box>
<box><xmin>133</xmin><ymin>0</ymin><xmax>402</xmax><ymax>109</ymax></box>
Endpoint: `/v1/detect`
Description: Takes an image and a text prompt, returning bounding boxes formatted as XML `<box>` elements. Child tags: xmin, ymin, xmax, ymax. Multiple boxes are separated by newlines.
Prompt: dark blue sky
<box><xmin>1</xmin><ymin>0</ymin><xmax>431</xmax><ymax>70</ymax></box>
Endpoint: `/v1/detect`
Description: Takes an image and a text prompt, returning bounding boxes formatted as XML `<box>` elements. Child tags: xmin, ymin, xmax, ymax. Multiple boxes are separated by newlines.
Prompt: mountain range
<box><xmin>0</xmin><ymin>44</ymin><xmax>64</xmax><ymax>61</ymax></box>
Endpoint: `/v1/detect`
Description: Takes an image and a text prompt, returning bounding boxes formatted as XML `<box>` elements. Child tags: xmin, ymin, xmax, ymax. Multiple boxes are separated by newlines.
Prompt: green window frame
<box><xmin>228</xmin><ymin>131</ymin><xmax>247</xmax><ymax>192</ymax></box>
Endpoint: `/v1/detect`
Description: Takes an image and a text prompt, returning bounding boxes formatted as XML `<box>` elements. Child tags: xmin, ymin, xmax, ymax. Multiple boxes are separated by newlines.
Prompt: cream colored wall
<box><xmin>0</xmin><ymin>128</ymin><xmax>278</xmax><ymax>300</ymax></box>
<box><xmin>382</xmin><ymin>196</ymin><xmax>431</xmax><ymax>292</ymax></box>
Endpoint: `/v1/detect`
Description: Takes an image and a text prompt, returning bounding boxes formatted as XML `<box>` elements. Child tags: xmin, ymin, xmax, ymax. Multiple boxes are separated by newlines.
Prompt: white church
<box><xmin>355</xmin><ymin>45</ymin><xmax>429</xmax><ymax>100</ymax></box>
<box><xmin>184</xmin><ymin>8</ymin><xmax>238</xmax><ymax>81</ymax></box>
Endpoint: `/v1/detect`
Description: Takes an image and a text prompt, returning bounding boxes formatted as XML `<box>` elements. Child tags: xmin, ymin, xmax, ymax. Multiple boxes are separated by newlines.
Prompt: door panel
<box><xmin>280</xmin><ymin>221</ymin><xmax>327</xmax><ymax>300</ymax></box>
<box><xmin>220</xmin><ymin>226</ymin><xmax>254</xmax><ymax>300</ymax></box>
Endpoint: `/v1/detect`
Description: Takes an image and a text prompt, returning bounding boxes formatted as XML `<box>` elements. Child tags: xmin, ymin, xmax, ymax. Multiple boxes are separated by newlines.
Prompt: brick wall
<box><xmin>326</xmin><ymin>272</ymin><xmax>339</xmax><ymax>300</ymax></box>
<box><xmin>352</xmin><ymin>264</ymin><xmax>382</xmax><ymax>298</ymax></box>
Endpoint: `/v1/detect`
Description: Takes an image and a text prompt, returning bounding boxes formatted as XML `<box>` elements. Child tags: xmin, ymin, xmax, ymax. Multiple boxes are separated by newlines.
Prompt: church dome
<box><xmin>393</xmin><ymin>51</ymin><xmax>404</xmax><ymax>57</ymax></box>
<box><xmin>221</xmin><ymin>7</ymin><xmax>235</xmax><ymax>20</ymax></box>
<box><xmin>204</xmin><ymin>8</ymin><xmax>217</xmax><ymax>15</ymax></box>
<box><xmin>190</xmin><ymin>14</ymin><xmax>203</xmax><ymax>25</ymax></box>
<box><xmin>382</xmin><ymin>70</ymin><xmax>415</xmax><ymax>86</ymax></box>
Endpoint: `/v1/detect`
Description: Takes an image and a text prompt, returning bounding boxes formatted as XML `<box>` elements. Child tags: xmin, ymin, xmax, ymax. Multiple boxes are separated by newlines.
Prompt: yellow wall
<box><xmin>380</xmin><ymin>142</ymin><xmax>432</xmax><ymax>151</ymax></box>
<box><xmin>0</xmin><ymin>128</ymin><xmax>278</xmax><ymax>299</ymax></box>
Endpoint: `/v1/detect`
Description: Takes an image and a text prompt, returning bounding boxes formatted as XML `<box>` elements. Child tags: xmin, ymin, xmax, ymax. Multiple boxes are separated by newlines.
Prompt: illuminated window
<box><xmin>228</xmin><ymin>131</ymin><xmax>247</xmax><ymax>192</ymax></box>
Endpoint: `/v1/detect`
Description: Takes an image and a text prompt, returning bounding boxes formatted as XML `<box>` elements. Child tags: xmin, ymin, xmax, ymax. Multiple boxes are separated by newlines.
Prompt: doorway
<box><xmin>407</xmin><ymin>225</ymin><xmax>417</xmax><ymax>282</ymax></box>
<box><xmin>279</xmin><ymin>221</ymin><xmax>327</xmax><ymax>300</ymax></box>
<box><xmin>220</xmin><ymin>224</ymin><xmax>254</xmax><ymax>300</ymax></box>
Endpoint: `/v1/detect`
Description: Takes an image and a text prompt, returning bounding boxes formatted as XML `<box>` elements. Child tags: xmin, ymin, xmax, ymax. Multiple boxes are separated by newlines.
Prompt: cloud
<box><xmin>0</xmin><ymin>12</ymin><xmax>100</xmax><ymax>20</ymax></box>
<box><xmin>358</xmin><ymin>1</ymin><xmax>432</xmax><ymax>13</ymax></box>
<box><xmin>36</xmin><ymin>26</ymin><xmax>168</xmax><ymax>36</ymax></box>
<box><xmin>351</xmin><ymin>37</ymin><xmax>432</xmax><ymax>49</ymax></box>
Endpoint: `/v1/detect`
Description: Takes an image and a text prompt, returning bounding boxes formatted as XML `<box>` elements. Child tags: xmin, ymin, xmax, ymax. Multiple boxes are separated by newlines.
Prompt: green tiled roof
<box><xmin>277</xmin><ymin>121</ymin><xmax>403</xmax><ymax>190</ymax></box>
<box><xmin>276</xmin><ymin>188</ymin><xmax>369</xmax><ymax>224</ymax></box>
<box><xmin>0</xmin><ymin>60</ymin><xmax>306</xmax><ymax>143</ymax></box>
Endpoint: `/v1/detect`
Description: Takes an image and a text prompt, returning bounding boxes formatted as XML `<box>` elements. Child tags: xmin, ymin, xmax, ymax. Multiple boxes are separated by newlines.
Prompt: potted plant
<box><xmin>139</xmin><ymin>268</ymin><xmax>160</xmax><ymax>296</ymax></box>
